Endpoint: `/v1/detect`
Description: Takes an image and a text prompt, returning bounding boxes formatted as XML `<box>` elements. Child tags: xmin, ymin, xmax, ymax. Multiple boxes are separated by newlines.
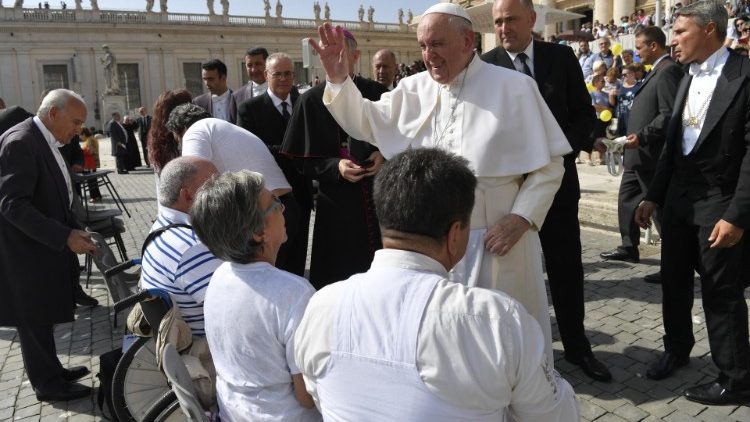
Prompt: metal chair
<box><xmin>87</xmin><ymin>231</ymin><xmax>139</xmax><ymax>306</ymax></box>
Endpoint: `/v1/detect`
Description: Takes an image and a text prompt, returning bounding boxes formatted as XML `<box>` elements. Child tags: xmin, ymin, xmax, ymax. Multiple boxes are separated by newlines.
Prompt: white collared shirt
<box><xmin>650</xmin><ymin>53</ymin><xmax>670</xmax><ymax>70</ymax></box>
<box><xmin>682</xmin><ymin>47</ymin><xmax>729</xmax><ymax>155</ymax></box>
<box><xmin>506</xmin><ymin>40</ymin><xmax>535</xmax><ymax>77</ymax></box>
<box><xmin>267</xmin><ymin>89</ymin><xmax>292</xmax><ymax>117</ymax></box>
<box><xmin>33</xmin><ymin>116</ymin><xmax>72</xmax><ymax>206</ymax></box>
<box><xmin>211</xmin><ymin>90</ymin><xmax>231</xmax><ymax>122</ymax></box>
<box><xmin>251</xmin><ymin>80</ymin><xmax>268</xmax><ymax>98</ymax></box>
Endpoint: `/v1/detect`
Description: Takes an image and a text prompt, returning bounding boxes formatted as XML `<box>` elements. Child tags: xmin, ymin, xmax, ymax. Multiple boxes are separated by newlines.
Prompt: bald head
<box><xmin>372</xmin><ymin>49</ymin><xmax>398</xmax><ymax>88</ymax></box>
<box><xmin>159</xmin><ymin>156</ymin><xmax>218</xmax><ymax>212</ymax></box>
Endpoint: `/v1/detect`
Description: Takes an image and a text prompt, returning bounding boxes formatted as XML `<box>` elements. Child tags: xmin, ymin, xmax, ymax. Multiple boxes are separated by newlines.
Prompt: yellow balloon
<box><xmin>600</xmin><ymin>110</ymin><xmax>612</xmax><ymax>122</ymax></box>
<box><xmin>612</xmin><ymin>43</ymin><xmax>623</xmax><ymax>56</ymax></box>
<box><xmin>586</xmin><ymin>83</ymin><xmax>595</xmax><ymax>93</ymax></box>
<box><xmin>644</xmin><ymin>64</ymin><xmax>653</xmax><ymax>72</ymax></box>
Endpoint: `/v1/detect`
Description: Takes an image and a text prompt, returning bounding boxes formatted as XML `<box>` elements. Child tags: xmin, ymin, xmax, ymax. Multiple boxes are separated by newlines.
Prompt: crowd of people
<box><xmin>1</xmin><ymin>0</ymin><xmax>750</xmax><ymax>418</ymax></box>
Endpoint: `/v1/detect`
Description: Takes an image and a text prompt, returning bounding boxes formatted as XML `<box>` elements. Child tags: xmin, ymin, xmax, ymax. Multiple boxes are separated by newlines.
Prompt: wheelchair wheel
<box><xmin>141</xmin><ymin>391</ymin><xmax>181</xmax><ymax>422</ymax></box>
<box><xmin>153</xmin><ymin>400</ymin><xmax>188</xmax><ymax>422</ymax></box>
<box><xmin>112</xmin><ymin>337</ymin><xmax>171</xmax><ymax>422</ymax></box>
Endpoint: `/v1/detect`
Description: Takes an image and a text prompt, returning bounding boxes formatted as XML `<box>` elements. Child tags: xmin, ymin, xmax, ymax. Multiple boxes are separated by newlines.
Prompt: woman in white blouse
<box><xmin>190</xmin><ymin>170</ymin><xmax>320</xmax><ymax>422</ymax></box>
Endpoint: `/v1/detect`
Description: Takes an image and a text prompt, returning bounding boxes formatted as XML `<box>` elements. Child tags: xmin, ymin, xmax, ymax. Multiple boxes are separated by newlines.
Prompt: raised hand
<box><xmin>309</xmin><ymin>23</ymin><xmax>350</xmax><ymax>84</ymax></box>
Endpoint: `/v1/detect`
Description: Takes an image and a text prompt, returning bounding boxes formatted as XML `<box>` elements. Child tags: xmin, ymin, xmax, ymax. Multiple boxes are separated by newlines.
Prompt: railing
<box><xmin>4</xmin><ymin>7</ymin><xmax>413</xmax><ymax>32</ymax></box>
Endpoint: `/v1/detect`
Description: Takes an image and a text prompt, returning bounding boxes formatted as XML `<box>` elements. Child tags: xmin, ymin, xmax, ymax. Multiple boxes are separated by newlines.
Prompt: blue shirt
<box><xmin>139</xmin><ymin>205</ymin><xmax>221</xmax><ymax>336</ymax></box>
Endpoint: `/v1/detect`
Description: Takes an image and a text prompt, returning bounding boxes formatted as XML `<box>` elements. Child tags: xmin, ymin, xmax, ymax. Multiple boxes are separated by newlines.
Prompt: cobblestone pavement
<box><xmin>0</xmin><ymin>152</ymin><xmax>748</xmax><ymax>421</ymax></box>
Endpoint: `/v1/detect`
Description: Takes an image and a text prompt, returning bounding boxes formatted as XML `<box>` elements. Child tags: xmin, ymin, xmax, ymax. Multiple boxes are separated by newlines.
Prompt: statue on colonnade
<box><xmin>275</xmin><ymin>0</ymin><xmax>281</xmax><ymax>17</ymax></box>
<box><xmin>313</xmin><ymin>1</ymin><xmax>320</xmax><ymax>20</ymax></box>
<box><xmin>367</xmin><ymin>5</ymin><xmax>373</xmax><ymax>22</ymax></box>
<box><xmin>159</xmin><ymin>0</ymin><xmax>166</xmax><ymax>13</ymax></box>
<box><xmin>220</xmin><ymin>0</ymin><xmax>227</xmax><ymax>15</ymax></box>
<box><xmin>263</xmin><ymin>0</ymin><xmax>270</xmax><ymax>17</ymax></box>
<box><xmin>100</xmin><ymin>45</ymin><xmax>121</xmax><ymax>95</ymax></box>
<box><xmin>206</xmin><ymin>0</ymin><xmax>214</xmax><ymax>15</ymax></box>
<box><xmin>398</xmin><ymin>8</ymin><xmax>403</xmax><ymax>24</ymax></box>
<box><xmin>145</xmin><ymin>0</ymin><xmax>153</xmax><ymax>12</ymax></box>
<box><xmin>324</xmin><ymin>2</ymin><xmax>329</xmax><ymax>20</ymax></box>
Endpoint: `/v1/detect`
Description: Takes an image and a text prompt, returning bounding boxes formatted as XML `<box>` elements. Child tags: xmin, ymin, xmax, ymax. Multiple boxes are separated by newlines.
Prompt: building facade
<box><xmin>0</xmin><ymin>5</ymin><xmax>420</xmax><ymax>128</ymax></box>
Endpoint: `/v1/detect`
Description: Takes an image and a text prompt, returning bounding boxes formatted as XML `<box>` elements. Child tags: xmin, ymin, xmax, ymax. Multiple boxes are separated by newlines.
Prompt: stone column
<box><xmin>593</xmin><ymin>0</ymin><xmax>613</xmax><ymax>25</ymax></box>
<box><xmin>536</xmin><ymin>0</ymin><xmax>557</xmax><ymax>40</ymax></box>
<box><xmin>612</xmin><ymin>0</ymin><xmax>635</xmax><ymax>25</ymax></box>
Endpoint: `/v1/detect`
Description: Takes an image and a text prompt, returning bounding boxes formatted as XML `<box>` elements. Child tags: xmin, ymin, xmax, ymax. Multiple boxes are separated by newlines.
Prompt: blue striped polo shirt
<box><xmin>139</xmin><ymin>205</ymin><xmax>222</xmax><ymax>337</ymax></box>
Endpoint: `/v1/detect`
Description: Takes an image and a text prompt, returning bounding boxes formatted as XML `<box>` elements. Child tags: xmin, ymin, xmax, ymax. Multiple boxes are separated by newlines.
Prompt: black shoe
<box><xmin>117</xmin><ymin>170</ymin><xmax>129</xmax><ymax>174</ymax></box>
<box><xmin>74</xmin><ymin>287</ymin><xmax>99</xmax><ymax>307</ymax></box>
<box><xmin>35</xmin><ymin>382</ymin><xmax>91</xmax><ymax>402</ymax></box>
<box><xmin>61</xmin><ymin>366</ymin><xmax>90</xmax><ymax>382</ymax></box>
<box><xmin>566</xmin><ymin>354</ymin><xmax>612</xmax><ymax>382</ymax></box>
<box><xmin>643</xmin><ymin>272</ymin><xmax>661</xmax><ymax>284</ymax></box>
<box><xmin>684</xmin><ymin>379</ymin><xmax>750</xmax><ymax>405</ymax></box>
<box><xmin>600</xmin><ymin>247</ymin><xmax>640</xmax><ymax>263</ymax></box>
<box><xmin>646</xmin><ymin>352</ymin><xmax>689</xmax><ymax>380</ymax></box>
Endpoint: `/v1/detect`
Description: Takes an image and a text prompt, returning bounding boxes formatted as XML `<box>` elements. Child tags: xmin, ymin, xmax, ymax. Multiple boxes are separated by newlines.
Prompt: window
<box><xmin>183</xmin><ymin>62</ymin><xmax>203</xmax><ymax>98</ymax></box>
<box><xmin>117</xmin><ymin>63</ymin><xmax>142</xmax><ymax>111</ymax></box>
<box><xmin>42</xmin><ymin>64</ymin><xmax>70</xmax><ymax>90</ymax></box>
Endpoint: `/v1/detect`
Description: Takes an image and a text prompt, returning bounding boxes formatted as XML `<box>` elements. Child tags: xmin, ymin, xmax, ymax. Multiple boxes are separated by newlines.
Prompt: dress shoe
<box><xmin>35</xmin><ymin>381</ymin><xmax>91</xmax><ymax>402</ymax></box>
<box><xmin>117</xmin><ymin>170</ymin><xmax>129</xmax><ymax>174</ymax></box>
<box><xmin>643</xmin><ymin>271</ymin><xmax>661</xmax><ymax>284</ymax></box>
<box><xmin>600</xmin><ymin>247</ymin><xmax>640</xmax><ymax>263</ymax></box>
<box><xmin>684</xmin><ymin>379</ymin><xmax>750</xmax><ymax>405</ymax></box>
<box><xmin>646</xmin><ymin>352</ymin><xmax>689</xmax><ymax>380</ymax></box>
<box><xmin>61</xmin><ymin>366</ymin><xmax>90</xmax><ymax>382</ymax></box>
<box><xmin>566</xmin><ymin>354</ymin><xmax>612</xmax><ymax>382</ymax></box>
<box><xmin>74</xmin><ymin>286</ymin><xmax>99</xmax><ymax>307</ymax></box>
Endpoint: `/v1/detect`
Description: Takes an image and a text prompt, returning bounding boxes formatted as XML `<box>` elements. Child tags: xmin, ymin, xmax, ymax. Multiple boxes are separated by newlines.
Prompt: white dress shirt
<box><xmin>506</xmin><ymin>40</ymin><xmax>536</xmax><ymax>77</ymax></box>
<box><xmin>251</xmin><ymin>80</ymin><xmax>268</xmax><ymax>98</ymax></box>
<box><xmin>682</xmin><ymin>47</ymin><xmax>729</xmax><ymax>155</ymax></box>
<box><xmin>267</xmin><ymin>89</ymin><xmax>292</xmax><ymax>116</ymax></box>
<box><xmin>210</xmin><ymin>90</ymin><xmax>231</xmax><ymax>122</ymax></box>
<box><xmin>33</xmin><ymin>116</ymin><xmax>72</xmax><ymax>206</ymax></box>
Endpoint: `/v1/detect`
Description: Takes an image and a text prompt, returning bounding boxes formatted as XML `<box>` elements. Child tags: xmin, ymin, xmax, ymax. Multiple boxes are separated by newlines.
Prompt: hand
<box><xmin>66</xmin><ymin>230</ymin><xmax>98</xmax><ymax>254</ymax></box>
<box><xmin>708</xmin><ymin>219</ymin><xmax>744</xmax><ymax>249</ymax></box>
<box><xmin>592</xmin><ymin>138</ymin><xmax>607</xmax><ymax>154</ymax></box>
<box><xmin>338</xmin><ymin>159</ymin><xmax>366</xmax><ymax>183</ymax></box>
<box><xmin>360</xmin><ymin>151</ymin><xmax>385</xmax><ymax>177</ymax></box>
<box><xmin>634</xmin><ymin>200</ymin><xmax>656</xmax><ymax>229</ymax></box>
<box><xmin>484</xmin><ymin>214</ymin><xmax>531</xmax><ymax>256</ymax></box>
<box><xmin>309</xmin><ymin>23</ymin><xmax>350</xmax><ymax>84</ymax></box>
<box><xmin>71</xmin><ymin>164</ymin><xmax>84</xmax><ymax>173</ymax></box>
<box><xmin>624</xmin><ymin>134</ymin><xmax>640</xmax><ymax>149</ymax></box>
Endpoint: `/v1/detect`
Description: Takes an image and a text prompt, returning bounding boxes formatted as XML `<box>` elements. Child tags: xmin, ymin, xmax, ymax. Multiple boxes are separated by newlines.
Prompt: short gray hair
<box><xmin>158</xmin><ymin>157</ymin><xmax>200</xmax><ymax>207</ymax></box>
<box><xmin>266</xmin><ymin>52</ymin><xmax>293</xmax><ymax>68</ymax></box>
<box><xmin>190</xmin><ymin>170</ymin><xmax>266</xmax><ymax>264</ymax></box>
<box><xmin>675</xmin><ymin>0</ymin><xmax>728</xmax><ymax>40</ymax></box>
<box><xmin>165</xmin><ymin>103</ymin><xmax>211</xmax><ymax>136</ymax></box>
<box><xmin>37</xmin><ymin>89</ymin><xmax>85</xmax><ymax>117</ymax></box>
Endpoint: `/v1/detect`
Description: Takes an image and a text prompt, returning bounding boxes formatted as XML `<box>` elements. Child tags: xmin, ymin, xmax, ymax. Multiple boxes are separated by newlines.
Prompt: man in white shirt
<box><xmin>295</xmin><ymin>148</ymin><xmax>579</xmax><ymax>421</ymax></box>
<box><xmin>636</xmin><ymin>0</ymin><xmax>750</xmax><ymax>405</ymax></box>
<box><xmin>193</xmin><ymin>59</ymin><xmax>237</xmax><ymax>124</ymax></box>
<box><xmin>233</xmin><ymin>47</ymin><xmax>269</xmax><ymax>109</ymax></box>
<box><xmin>309</xmin><ymin>2</ymin><xmax>569</xmax><ymax>365</ymax></box>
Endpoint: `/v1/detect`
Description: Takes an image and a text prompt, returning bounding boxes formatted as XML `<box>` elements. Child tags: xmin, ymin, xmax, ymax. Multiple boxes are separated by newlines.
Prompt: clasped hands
<box><xmin>338</xmin><ymin>151</ymin><xmax>385</xmax><ymax>183</ymax></box>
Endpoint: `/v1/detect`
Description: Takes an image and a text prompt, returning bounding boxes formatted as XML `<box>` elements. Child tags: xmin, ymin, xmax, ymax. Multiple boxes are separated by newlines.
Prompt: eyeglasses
<box><xmin>262</xmin><ymin>194</ymin><xmax>285</xmax><ymax>218</ymax></box>
<box><xmin>269</xmin><ymin>71</ymin><xmax>294</xmax><ymax>80</ymax></box>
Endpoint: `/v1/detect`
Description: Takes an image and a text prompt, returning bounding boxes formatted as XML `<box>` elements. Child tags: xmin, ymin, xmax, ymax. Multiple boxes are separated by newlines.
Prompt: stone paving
<box><xmin>0</xmin><ymin>150</ymin><xmax>749</xmax><ymax>421</ymax></box>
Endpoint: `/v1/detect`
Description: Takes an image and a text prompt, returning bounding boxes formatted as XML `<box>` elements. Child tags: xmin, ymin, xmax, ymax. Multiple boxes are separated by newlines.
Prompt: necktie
<box><xmin>281</xmin><ymin>102</ymin><xmax>291</xmax><ymax>122</ymax></box>
<box><xmin>517</xmin><ymin>52</ymin><xmax>533</xmax><ymax>78</ymax></box>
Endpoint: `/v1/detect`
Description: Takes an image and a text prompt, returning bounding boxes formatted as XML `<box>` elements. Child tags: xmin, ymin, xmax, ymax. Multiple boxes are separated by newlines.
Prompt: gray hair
<box><xmin>165</xmin><ymin>103</ymin><xmax>211</xmax><ymax>136</ymax></box>
<box><xmin>37</xmin><ymin>89</ymin><xmax>85</xmax><ymax>117</ymax></box>
<box><xmin>675</xmin><ymin>0</ymin><xmax>728</xmax><ymax>40</ymax></box>
<box><xmin>190</xmin><ymin>170</ymin><xmax>266</xmax><ymax>264</ymax></box>
<box><xmin>158</xmin><ymin>157</ymin><xmax>200</xmax><ymax>207</ymax></box>
<box><xmin>266</xmin><ymin>52</ymin><xmax>293</xmax><ymax>68</ymax></box>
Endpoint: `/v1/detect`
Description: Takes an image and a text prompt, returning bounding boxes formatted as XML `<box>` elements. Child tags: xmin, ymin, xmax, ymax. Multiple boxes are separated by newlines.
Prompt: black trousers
<box><xmin>539</xmin><ymin>197</ymin><xmax>592</xmax><ymax>361</ymax></box>
<box><xmin>617</xmin><ymin>168</ymin><xmax>662</xmax><ymax>248</ymax></box>
<box><xmin>661</xmin><ymin>215</ymin><xmax>750</xmax><ymax>384</ymax></box>
<box><xmin>17</xmin><ymin>324</ymin><xmax>64</xmax><ymax>390</ymax></box>
<box><xmin>275</xmin><ymin>193</ymin><xmax>311</xmax><ymax>277</ymax></box>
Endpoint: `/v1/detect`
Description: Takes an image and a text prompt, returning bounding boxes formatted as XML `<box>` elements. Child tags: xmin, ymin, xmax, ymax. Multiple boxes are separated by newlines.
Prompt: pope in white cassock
<box><xmin>311</xmin><ymin>2</ymin><xmax>571</xmax><ymax>364</ymax></box>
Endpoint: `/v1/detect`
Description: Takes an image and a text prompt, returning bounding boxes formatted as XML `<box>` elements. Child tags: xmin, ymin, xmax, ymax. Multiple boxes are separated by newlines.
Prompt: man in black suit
<box><xmin>108</xmin><ymin>112</ymin><xmax>128</xmax><ymax>173</ymax></box>
<box><xmin>136</xmin><ymin>106</ymin><xmax>152</xmax><ymax>167</ymax></box>
<box><xmin>600</xmin><ymin>27</ymin><xmax>684</xmax><ymax>278</ymax></box>
<box><xmin>237</xmin><ymin>52</ymin><xmax>311</xmax><ymax>276</ymax></box>
<box><xmin>636</xmin><ymin>1</ymin><xmax>750</xmax><ymax>405</ymax></box>
<box><xmin>482</xmin><ymin>0</ymin><xmax>610</xmax><ymax>382</ymax></box>
<box><xmin>0</xmin><ymin>105</ymin><xmax>33</xmax><ymax>136</ymax></box>
<box><xmin>233</xmin><ymin>47</ymin><xmax>269</xmax><ymax>111</ymax></box>
<box><xmin>193</xmin><ymin>59</ymin><xmax>237</xmax><ymax>124</ymax></box>
<box><xmin>0</xmin><ymin>89</ymin><xmax>98</xmax><ymax>402</ymax></box>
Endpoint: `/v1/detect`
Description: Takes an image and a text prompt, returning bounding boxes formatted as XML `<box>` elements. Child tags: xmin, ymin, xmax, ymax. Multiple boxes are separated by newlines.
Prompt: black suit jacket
<box><xmin>646</xmin><ymin>51</ymin><xmax>750</xmax><ymax>229</ymax></box>
<box><xmin>625</xmin><ymin>57</ymin><xmax>684</xmax><ymax>171</ymax></box>
<box><xmin>193</xmin><ymin>89</ymin><xmax>237</xmax><ymax>124</ymax></box>
<box><xmin>237</xmin><ymin>90</ymin><xmax>313</xmax><ymax>210</ymax></box>
<box><xmin>482</xmin><ymin>41</ymin><xmax>595</xmax><ymax>204</ymax></box>
<box><xmin>109</xmin><ymin>121</ymin><xmax>127</xmax><ymax>156</ymax></box>
<box><xmin>137</xmin><ymin>115</ymin><xmax>152</xmax><ymax>144</ymax></box>
<box><xmin>0</xmin><ymin>106</ymin><xmax>34</xmax><ymax>136</ymax></box>
<box><xmin>0</xmin><ymin>118</ymin><xmax>78</xmax><ymax>326</ymax></box>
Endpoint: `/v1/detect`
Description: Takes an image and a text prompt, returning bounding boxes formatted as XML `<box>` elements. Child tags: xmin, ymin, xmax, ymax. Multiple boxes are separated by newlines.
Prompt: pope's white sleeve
<box><xmin>510</xmin><ymin>155</ymin><xmax>564</xmax><ymax>230</ymax></box>
<box><xmin>322</xmin><ymin>77</ymin><xmax>379</xmax><ymax>146</ymax></box>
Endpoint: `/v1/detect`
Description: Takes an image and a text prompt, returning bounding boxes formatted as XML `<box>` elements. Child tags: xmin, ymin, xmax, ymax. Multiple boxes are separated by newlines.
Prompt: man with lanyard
<box><xmin>309</xmin><ymin>2</ymin><xmax>570</xmax><ymax>366</ymax></box>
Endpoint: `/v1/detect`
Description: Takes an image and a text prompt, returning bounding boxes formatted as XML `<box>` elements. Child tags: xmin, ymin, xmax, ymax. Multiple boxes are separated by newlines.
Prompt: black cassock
<box><xmin>281</xmin><ymin>77</ymin><xmax>387</xmax><ymax>290</ymax></box>
<box><xmin>123</xmin><ymin>121</ymin><xmax>142</xmax><ymax>170</ymax></box>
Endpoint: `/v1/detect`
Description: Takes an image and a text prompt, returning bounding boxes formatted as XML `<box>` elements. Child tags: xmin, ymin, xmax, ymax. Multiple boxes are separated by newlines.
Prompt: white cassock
<box><xmin>324</xmin><ymin>54</ymin><xmax>571</xmax><ymax>365</ymax></box>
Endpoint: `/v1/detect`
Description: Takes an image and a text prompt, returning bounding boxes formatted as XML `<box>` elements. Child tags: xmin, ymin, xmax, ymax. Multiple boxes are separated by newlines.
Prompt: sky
<box><xmin>92</xmin><ymin>0</ymin><xmax>440</xmax><ymax>23</ymax></box>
